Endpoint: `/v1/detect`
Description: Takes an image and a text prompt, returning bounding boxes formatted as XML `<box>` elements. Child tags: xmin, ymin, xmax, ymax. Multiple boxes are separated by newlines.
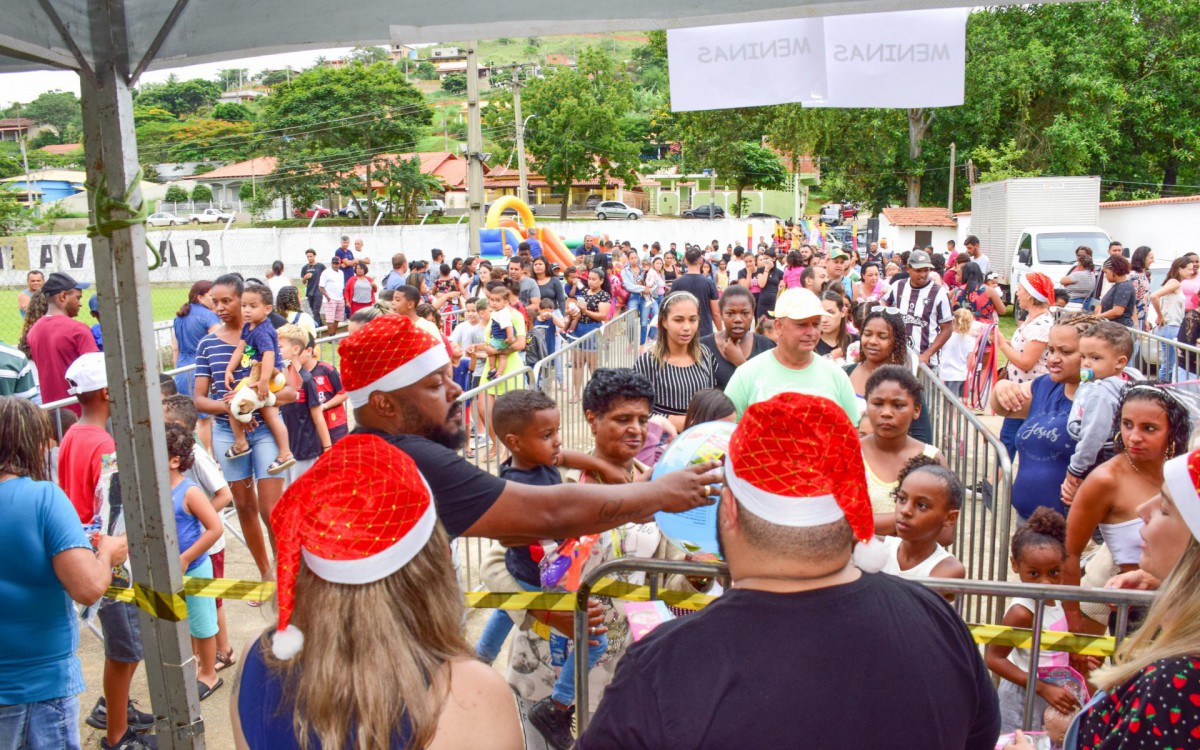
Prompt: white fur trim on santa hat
<box><xmin>1019</xmin><ymin>275</ymin><xmax>1048</xmax><ymax>303</ymax></box>
<box><xmin>302</xmin><ymin>501</ymin><xmax>437</xmax><ymax>584</ymax></box>
<box><xmin>346</xmin><ymin>344</ymin><xmax>450</xmax><ymax>408</ymax></box>
<box><xmin>1163</xmin><ymin>453</ymin><xmax>1200</xmax><ymax>543</ymax></box>
<box><xmin>725</xmin><ymin>454</ymin><xmax>845</xmax><ymax>528</ymax></box>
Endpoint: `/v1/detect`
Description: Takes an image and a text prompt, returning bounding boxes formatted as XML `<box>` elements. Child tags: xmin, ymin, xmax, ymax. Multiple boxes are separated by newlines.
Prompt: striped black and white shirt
<box><xmin>0</xmin><ymin>342</ymin><xmax>38</xmax><ymax>400</ymax></box>
<box><xmin>884</xmin><ymin>279</ymin><xmax>953</xmax><ymax>362</ymax></box>
<box><xmin>634</xmin><ymin>349</ymin><xmax>716</xmax><ymax>417</ymax></box>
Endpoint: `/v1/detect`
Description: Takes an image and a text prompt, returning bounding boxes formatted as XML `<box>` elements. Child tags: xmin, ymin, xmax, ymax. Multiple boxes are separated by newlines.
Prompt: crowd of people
<box><xmin>2</xmin><ymin>227</ymin><xmax>1199</xmax><ymax>750</ymax></box>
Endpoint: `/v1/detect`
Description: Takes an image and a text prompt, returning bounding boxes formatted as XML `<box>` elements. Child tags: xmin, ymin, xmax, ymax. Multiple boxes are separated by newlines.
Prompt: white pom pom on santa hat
<box><xmin>853</xmin><ymin>537</ymin><xmax>889</xmax><ymax>574</ymax></box>
<box><xmin>271</xmin><ymin>625</ymin><xmax>305</xmax><ymax>660</ymax></box>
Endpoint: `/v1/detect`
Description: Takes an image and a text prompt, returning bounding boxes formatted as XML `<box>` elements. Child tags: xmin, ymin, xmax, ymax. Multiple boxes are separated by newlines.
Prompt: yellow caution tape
<box><xmin>102</xmin><ymin>576</ymin><xmax>1116</xmax><ymax>656</ymax></box>
<box><xmin>968</xmin><ymin>623</ymin><xmax>1116</xmax><ymax>657</ymax></box>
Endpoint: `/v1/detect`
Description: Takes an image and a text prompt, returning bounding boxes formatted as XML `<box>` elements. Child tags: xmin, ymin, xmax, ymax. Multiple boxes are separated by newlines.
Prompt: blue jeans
<box><xmin>626</xmin><ymin>294</ymin><xmax>648</xmax><ymax>345</ymax></box>
<box><xmin>0</xmin><ymin>695</ymin><xmax>81</xmax><ymax>750</ymax></box>
<box><xmin>475</xmin><ymin>578</ymin><xmax>607</xmax><ymax>707</ymax></box>
<box><xmin>646</xmin><ymin>294</ymin><xmax>663</xmax><ymax>342</ymax></box>
<box><xmin>1158</xmin><ymin>324</ymin><xmax>1180</xmax><ymax>382</ymax></box>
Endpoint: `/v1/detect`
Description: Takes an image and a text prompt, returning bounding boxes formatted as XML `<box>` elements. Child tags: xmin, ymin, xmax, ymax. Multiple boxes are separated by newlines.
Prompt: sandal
<box><xmin>224</xmin><ymin>444</ymin><xmax>252</xmax><ymax>460</ymax></box>
<box><xmin>197</xmin><ymin>678</ymin><xmax>224</xmax><ymax>701</ymax></box>
<box><xmin>215</xmin><ymin>649</ymin><xmax>236</xmax><ymax>672</ymax></box>
<box><xmin>266</xmin><ymin>455</ymin><xmax>296</xmax><ymax>475</ymax></box>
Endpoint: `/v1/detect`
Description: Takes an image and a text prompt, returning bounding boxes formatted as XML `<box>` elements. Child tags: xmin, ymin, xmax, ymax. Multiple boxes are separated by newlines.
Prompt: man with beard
<box><xmin>338</xmin><ymin>314</ymin><xmax>718</xmax><ymax>543</ymax></box>
<box><xmin>577</xmin><ymin>393</ymin><xmax>1000</xmax><ymax>750</ymax></box>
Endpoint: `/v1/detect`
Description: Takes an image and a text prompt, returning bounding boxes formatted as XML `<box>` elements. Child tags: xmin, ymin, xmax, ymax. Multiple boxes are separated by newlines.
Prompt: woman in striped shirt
<box><xmin>634</xmin><ymin>291</ymin><xmax>715</xmax><ymax>432</ymax></box>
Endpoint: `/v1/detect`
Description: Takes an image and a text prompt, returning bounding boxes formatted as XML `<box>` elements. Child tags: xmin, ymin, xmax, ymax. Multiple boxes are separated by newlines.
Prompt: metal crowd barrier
<box><xmin>916</xmin><ymin>362</ymin><xmax>1015</xmax><ymax>624</ymax></box>
<box><xmin>570</xmin><ymin>559</ymin><xmax>1158</xmax><ymax>735</ymax></box>
<box><xmin>453</xmin><ymin>366</ymin><xmax>533</xmax><ymax>591</ymax></box>
<box><xmin>452</xmin><ymin>310</ymin><xmax>640</xmax><ymax>591</ymax></box>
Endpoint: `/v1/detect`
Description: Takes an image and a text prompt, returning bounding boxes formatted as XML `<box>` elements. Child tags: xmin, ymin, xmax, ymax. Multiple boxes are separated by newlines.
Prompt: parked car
<box><xmin>293</xmin><ymin>205</ymin><xmax>332</xmax><ymax>219</ymax></box>
<box><xmin>483</xmin><ymin>201</ymin><xmax>520</xmax><ymax>217</ymax></box>
<box><xmin>417</xmin><ymin>199</ymin><xmax>446</xmax><ymax>217</ymax></box>
<box><xmin>584</xmin><ymin>194</ymin><xmax>604</xmax><ymax>209</ymax></box>
<box><xmin>147</xmin><ymin>211</ymin><xmax>182</xmax><ymax>227</ymax></box>
<box><xmin>340</xmin><ymin>199</ymin><xmax>389</xmax><ymax>219</ymax></box>
<box><xmin>819</xmin><ymin>203</ymin><xmax>843</xmax><ymax>225</ymax></box>
<box><xmin>747</xmin><ymin>212</ymin><xmax>781</xmax><ymax>221</ymax></box>
<box><xmin>188</xmin><ymin>207</ymin><xmax>234</xmax><ymax>224</ymax></box>
<box><xmin>682</xmin><ymin>203</ymin><xmax>726</xmax><ymax>219</ymax></box>
<box><xmin>595</xmin><ymin>200</ymin><xmax>642</xmax><ymax>220</ymax></box>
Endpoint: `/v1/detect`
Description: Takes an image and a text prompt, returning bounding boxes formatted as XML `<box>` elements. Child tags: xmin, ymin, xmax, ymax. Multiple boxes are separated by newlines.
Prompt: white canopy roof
<box><xmin>1</xmin><ymin>0</ymin><xmax>1022</xmax><ymax>77</ymax></box>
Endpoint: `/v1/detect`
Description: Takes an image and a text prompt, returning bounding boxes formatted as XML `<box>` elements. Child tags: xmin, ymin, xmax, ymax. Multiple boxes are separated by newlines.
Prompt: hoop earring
<box><xmin>1167</xmin><ymin>442</ymin><xmax>1176</xmax><ymax>461</ymax></box>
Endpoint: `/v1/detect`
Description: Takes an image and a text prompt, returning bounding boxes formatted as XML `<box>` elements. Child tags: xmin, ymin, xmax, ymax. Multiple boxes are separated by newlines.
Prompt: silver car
<box><xmin>146</xmin><ymin>211</ymin><xmax>181</xmax><ymax>227</ymax></box>
<box><xmin>596</xmin><ymin>200</ymin><xmax>642</xmax><ymax>220</ymax></box>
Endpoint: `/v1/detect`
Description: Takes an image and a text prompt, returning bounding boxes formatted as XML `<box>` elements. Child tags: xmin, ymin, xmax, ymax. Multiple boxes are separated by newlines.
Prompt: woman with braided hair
<box><xmin>845</xmin><ymin>306</ymin><xmax>933</xmax><ymax>442</ymax></box>
<box><xmin>1062</xmin><ymin>384</ymin><xmax>1191</xmax><ymax>638</ymax></box>
<box><xmin>991</xmin><ymin>313</ymin><xmax>1101</xmax><ymax>521</ymax></box>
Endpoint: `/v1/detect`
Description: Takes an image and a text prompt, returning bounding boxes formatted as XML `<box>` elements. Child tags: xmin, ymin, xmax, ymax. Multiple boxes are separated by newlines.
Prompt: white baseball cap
<box><xmin>65</xmin><ymin>352</ymin><xmax>108</xmax><ymax>395</ymax></box>
<box><xmin>771</xmin><ymin>288</ymin><xmax>830</xmax><ymax>320</ymax></box>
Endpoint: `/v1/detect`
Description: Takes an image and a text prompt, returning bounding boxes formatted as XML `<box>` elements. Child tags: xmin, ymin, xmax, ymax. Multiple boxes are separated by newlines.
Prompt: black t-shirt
<box><xmin>669</xmin><ymin>273</ymin><xmax>720</xmax><ymax>338</ymax></box>
<box><xmin>351</xmin><ymin>427</ymin><xmax>506</xmax><ymax>537</ymax></box>
<box><xmin>1101</xmin><ymin>279</ymin><xmax>1136</xmax><ymax>327</ymax></box>
<box><xmin>577</xmin><ymin>574</ymin><xmax>1000</xmax><ymax>750</ymax></box>
<box><xmin>700</xmin><ymin>332</ymin><xmax>776</xmax><ymax>390</ymax></box>
<box><xmin>268</xmin><ymin>311</ymin><xmax>288</xmax><ymax>330</ymax></box>
<box><xmin>300</xmin><ymin>262</ymin><xmax>326</xmax><ymax>298</ymax></box>
<box><xmin>755</xmin><ymin>267</ymin><xmax>784</xmax><ymax>314</ymax></box>
<box><xmin>498</xmin><ymin>460</ymin><xmax>562</xmax><ymax>586</ymax></box>
<box><xmin>280</xmin><ymin>368</ymin><xmax>323</xmax><ymax>461</ymax></box>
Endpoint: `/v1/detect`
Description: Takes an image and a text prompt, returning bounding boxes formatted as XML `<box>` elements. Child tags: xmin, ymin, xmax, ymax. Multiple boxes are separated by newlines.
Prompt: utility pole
<box><xmin>466</xmin><ymin>41</ymin><xmax>485</xmax><ymax>256</ymax></box>
<box><xmin>15</xmin><ymin>102</ymin><xmax>35</xmax><ymax>210</ymax></box>
<box><xmin>709</xmin><ymin>169</ymin><xmax>716</xmax><ymax>221</ymax></box>
<box><xmin>513</xmin><ymin>73</ymin><xmax>529</xmax><ymax>202</ymax></box>
<box><xmin>947</xmin><ymin>142</ymin><xmax>956</xmax><ymax>218</ymax></box>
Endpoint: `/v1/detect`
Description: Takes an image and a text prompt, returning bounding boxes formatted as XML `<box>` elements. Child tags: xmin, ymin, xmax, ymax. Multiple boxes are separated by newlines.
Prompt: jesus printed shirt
<box><xmin>1012</xmin><ymin>375</ymin><xmax>1076</xmax><ymax>519</ymax></box>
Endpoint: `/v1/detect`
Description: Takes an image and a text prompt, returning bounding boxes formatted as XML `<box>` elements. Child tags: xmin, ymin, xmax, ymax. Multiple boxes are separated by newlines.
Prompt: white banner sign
<box><xmin>668</xmin><ymin>9</ymin><xmax>966</xmax><ymax>111</ymax></box>
<box><xmin>806</xmin><ymin>9</ymin><xmax>967</xmax><ymax>108</ymax></box>
<box><xmin>666</xmin><ymin>18</ymin><xmax>826</xmax><ymax>112</ymax></box>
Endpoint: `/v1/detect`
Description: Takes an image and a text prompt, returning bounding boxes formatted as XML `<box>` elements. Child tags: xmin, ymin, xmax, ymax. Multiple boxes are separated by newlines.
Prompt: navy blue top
<box><xmin>498</xmin><ymin>460</ymin><xmax>561</xmax><ymax>586</ymax></box>
<box><xmin>237</xmin><ymin>636</ymin><xmax>413</xmax><ymax>750</ymax></box>
<box><xmin>1012</xmin><ymin>375</ymin><xmax>1076</xmax><ymax>519</ymax></box>
<box><xmin>241</xmin><ymin>321</ymin><xmax>281</xmax><ymax>366</ymax></box>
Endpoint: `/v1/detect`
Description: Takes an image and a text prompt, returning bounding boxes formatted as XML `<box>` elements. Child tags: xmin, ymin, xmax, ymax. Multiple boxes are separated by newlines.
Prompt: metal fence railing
<box><xmin>916</xmin><ymin>362</ymin><xmax>1016</xmax><ymax>624</ymax></box>
<box><xmin>569</xmin><ymin>559</ymin><xmax>1158</xmax><ymax>735</ymax></box>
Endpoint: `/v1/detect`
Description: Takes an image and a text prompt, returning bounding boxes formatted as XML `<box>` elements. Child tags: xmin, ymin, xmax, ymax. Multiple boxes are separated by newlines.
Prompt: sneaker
<box><xmin>528</xmin><ymin>697</ymin><xmax>575</xmax><ymax>750</ymax></box>
<box><xmin>100</xmin><ymin>728</ymin><xmax>158</xmax><ymax>750</ymax></box>
<box><xmin>86</xmin><ymin>697</ymin><xmax>156</xmax><ymax>732</ymax></box>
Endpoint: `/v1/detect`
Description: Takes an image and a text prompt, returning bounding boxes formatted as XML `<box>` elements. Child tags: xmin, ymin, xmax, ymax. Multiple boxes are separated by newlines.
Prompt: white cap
<box><xmin>770</xmin><ymin>288</ymin><xmax>831</xmax><ymax>321</ymax></box>
<box><xmin>65</xmin><ymin>352</ymin><xmax>107</xmax><ymax>395</ymax></box>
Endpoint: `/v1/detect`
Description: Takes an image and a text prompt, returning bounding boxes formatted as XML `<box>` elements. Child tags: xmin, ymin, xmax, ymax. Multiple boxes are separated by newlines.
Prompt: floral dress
<box><xmin>1130</xmin><ymin>270</ymin><xmax>1150</xmax><ymax>330</ymax></box>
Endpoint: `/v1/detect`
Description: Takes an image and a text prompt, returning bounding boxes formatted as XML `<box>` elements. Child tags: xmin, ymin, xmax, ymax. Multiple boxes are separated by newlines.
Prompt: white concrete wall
<box><xmin>0</xmin><ymin>217</ymin><xmax>777</xmax><ymax>286</ymax></box>
<box><xmin>1098</xmin><ymin>201</ymin><xmax>1200</xmax><ymax>261</ymax></box>
<box><xmin>877</xmin><ymin>220</ymin><xmax>957</xmax><ymax>256</ymax></box>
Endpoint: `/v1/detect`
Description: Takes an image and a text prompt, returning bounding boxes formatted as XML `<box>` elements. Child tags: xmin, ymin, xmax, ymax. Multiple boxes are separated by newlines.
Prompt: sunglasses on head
<box><xmin>870</xmin><ymin>305</ymin><xmax>902</xmax><ymax>316</ymax></box>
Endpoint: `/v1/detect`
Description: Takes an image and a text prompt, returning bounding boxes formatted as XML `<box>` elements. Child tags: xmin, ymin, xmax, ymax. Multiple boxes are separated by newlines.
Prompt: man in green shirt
<box><xmin>725</xmin><ymin>288</ymin><xmax>859</xmax><ymax>421</ymax></box>
<box><xmin>0</xmin><ymin>340</ymin><xmax>38</xmax><ymax>400</ymax></box>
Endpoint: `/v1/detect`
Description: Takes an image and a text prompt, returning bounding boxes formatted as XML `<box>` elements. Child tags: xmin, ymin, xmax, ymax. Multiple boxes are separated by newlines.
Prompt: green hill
<box><xmin>442</xmin><ymin>33</ymin><xmax>648</xmax><ymax>67</ymax></box>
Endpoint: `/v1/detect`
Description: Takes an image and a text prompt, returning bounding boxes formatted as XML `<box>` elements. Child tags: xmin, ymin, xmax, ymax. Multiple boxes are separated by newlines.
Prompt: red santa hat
<box><xmin>268</xmin><ymin>433</ymin><xmax>436</xmax><ymax>659</ymax></box>
<box><xmin>1163</xmin><ymin>448</ymin><xmax>1200</xmax><ymax>543</ymax></box>
<box><xmin>725</xmin><ymin>392</ymin><xmax>887</xmax><ymax>572</ymax></box>
<box><xmin>1019</xmin><ymin>272</ymin><xmax>1054</xmax><ymax>305</ymax></box>
<box><xmin>339</xmin><ymin>314</ymin><xmax>449</xmax><ymax>408</ymax></box>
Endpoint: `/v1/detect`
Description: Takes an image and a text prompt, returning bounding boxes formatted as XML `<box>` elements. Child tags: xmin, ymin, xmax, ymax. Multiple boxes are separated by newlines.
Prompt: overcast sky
<box><xmin>1</xmin><ymin>48</ymin><xmax>355</xmax><ymax>109</ymax></box>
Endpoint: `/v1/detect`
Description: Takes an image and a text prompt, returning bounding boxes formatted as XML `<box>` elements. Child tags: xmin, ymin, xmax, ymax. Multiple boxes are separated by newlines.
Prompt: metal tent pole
<box><xmin>81</xmin><ymin>0</ymin><xmax>205</xmax><ymax>745</ymax></box>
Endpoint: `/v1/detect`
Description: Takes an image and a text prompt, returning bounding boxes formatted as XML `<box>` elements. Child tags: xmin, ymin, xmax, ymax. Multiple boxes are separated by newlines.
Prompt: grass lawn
<box><xmin>0</xmin><ymin>285</ymin><xmax>193</xmax><ymax>346</ymax></box>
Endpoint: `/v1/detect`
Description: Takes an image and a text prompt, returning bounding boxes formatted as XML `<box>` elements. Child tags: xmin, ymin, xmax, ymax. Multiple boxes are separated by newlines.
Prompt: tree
<box><xmin>258</xmin><ymin>62</ymin><xmax>433</xmax><ymax>223</ymax></box>
<box><xmin>348</xmin><ymin>46</ymin><xmax>391</xmax><ymax>65</ymax></box>
<box><xmin>23</xmin><ymin>90</ymin><xmax>82</xmax><ymax>138</ymax></box>
<box><xmin>191</xmin><ymin>184</ymin><xmax>213</xmax><ymax>202</ymax></box>
<box><xmin>212</xmin><ymin>102</ymin><xmax>252</xmax><ymax>122</ymax></box>
<box><xmin>441</xmin><ymin>74</ymin><xmax>468</xmax><ymax>95</ymax></box>
<box><xmin>259</xmin><ymin>68</ymin><xmax>293</xmax><ymax>87</ymax></box>
<box><xmin>374</xmin><ymin>155</ymin><xmax>444</xmax><ymax>222</ymax></box>
<box><xmin>519</xmin><ymin>47</ymin><xmax>641</xmax><ymax>220</ymax></box>
<box><xmin>415</xmin><ymin>61</ymin><xmax>438</xmax><ymax>80</ymax></box>
<box><xmin>0</xmin><ymin>185</ymin><xmax>30</xmax><ymax>234</ymax></box>
<box><xmin>134</xmin><ymin>78</ymin><xmax>223</xmax><ymax>117</ymax></box>
<box><xmin>218</xmin><ymin>68</ymin><xmax>249</xmax><ymax>91</ymax></box>
<box><xmin>164</xmin><ymin>185</ymin><xmax>189</xmax><ymax>203</ymax></box>
<box><xmin>29</xmin><ymin>130</ymin><xmax>62</xmax><ymax>148</ymax></box>
<box><xmin>668</xmin><ymin>110</ymin><xmax>789</xmax><ymax>215</ymax></box>
<box><xmin>137</xmin><ymin>118</ymin><xmax>255</xmax><ymax>162</ymax></box>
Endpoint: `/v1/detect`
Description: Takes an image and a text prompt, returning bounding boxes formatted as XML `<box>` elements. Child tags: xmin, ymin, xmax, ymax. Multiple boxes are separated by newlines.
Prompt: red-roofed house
<box><xmin>879</xmin><ymin>206</ymin><xmax>958</xmax><ymax>253</ymax></box>
<box><xmin>39</xmin><ymin>143</ymin><xmax>82</xmax><ymax>155</ymax></box>
<box><xmin>0</xmin><ymin>117</ymin><xmax>41</xmax><ymax>142</ymax></box>
<box><xmin>484</xmin><ymin>163</ymin><xmax>641</xmax><ymax>211</ymax></box>
<box><xmin>351</xmin><ymin>151</ymin><xmax>472</xmax><ymax>207</ymax></box>
<box><xmin>183</xmin><ymin>156</ymin><xmax>278</xmax><ymax>204</ymax></box>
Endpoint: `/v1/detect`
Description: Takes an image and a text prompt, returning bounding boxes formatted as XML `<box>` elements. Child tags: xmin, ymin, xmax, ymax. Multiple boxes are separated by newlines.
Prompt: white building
<box><xmin>878</xmin><ymin>207</ymin><xmax>958</xmax><ymax>254</ymax></box>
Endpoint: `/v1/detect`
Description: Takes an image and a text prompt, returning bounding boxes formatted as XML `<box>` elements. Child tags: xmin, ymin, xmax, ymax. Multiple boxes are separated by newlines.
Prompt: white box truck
<box><xmin>970</xmin><ymin>176</ymin><xmax>1109</xmax><ymax>300</ymax></box>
